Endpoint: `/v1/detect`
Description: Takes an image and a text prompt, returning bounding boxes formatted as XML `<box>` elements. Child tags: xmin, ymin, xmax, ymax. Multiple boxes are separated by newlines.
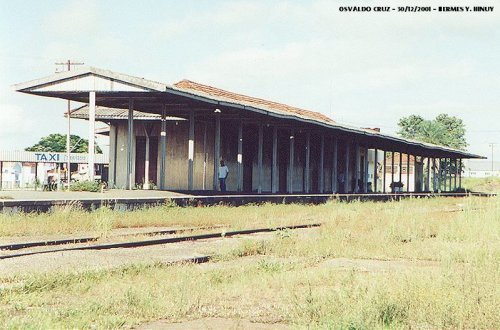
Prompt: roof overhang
<box><xmin>12</xmin><ymin>67</ymin><xmax>485</xmax><ymax>159</ymax></box>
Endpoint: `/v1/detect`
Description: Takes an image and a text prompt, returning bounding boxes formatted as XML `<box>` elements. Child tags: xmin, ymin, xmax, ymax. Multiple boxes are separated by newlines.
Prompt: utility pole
<box><xmin>489</xmin><ymin>143</ymin><xmax>497</xmax><ymax>173</ymax></box>
<box><xmin>55</xmin><ymin>60</ymin><xmax>84</xmax><ymax>189</ymax></box>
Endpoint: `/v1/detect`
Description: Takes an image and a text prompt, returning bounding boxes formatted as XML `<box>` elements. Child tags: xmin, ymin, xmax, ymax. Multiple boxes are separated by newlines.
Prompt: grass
<box><xmin>462</xmin><ymin>176</ymin><xmax>500</xmax><ymax>193</ymax></box>
<box><xmin>0</xmin><ymin>196</ymin><xmax>499</xmax><ymax>328</ymax></box>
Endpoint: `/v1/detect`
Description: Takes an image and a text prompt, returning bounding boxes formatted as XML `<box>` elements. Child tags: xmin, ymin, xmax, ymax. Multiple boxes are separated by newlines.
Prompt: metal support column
<box><xmin>271</xmin><ymin>126</ymin><xmax>278</xmax><ymax>193</ymax></box>
<box><xmin>289</xmin><ymin>130</ymin><xmax>295</xmax><ymax>193</ymax></box>
<box><xmin>126</xmin><ymin>98</ymin><xmax>133</xmax><ymax>190</ymax></box>
<box><xmin>237</xmin><ymin>121</ymin><xmax>243</xmax><ymax>192</ymax></box>
<box><xmin>331</xmin><ymin>137</ymin><xmax>338</xmax><ymax>193</ymax></box>
<box><xmin>257</xmin><ymin>124</ymin><xmax>263</xmax><ymax>194</ymax></box>
<box><xmin>88</xmin><ymin>91</ymin><xmax>96</xmax><ymax>182</ymax></box>
<box><xmin>159</xmin><ymin>107</ymin><xmax>167</xmax><ymax>190</ymax></box>
<box><xmin>305</xmin><ymin>132</ymin><xmax>310</xmax><ymax>193</ymax></box>
<box><xmin>188</xmin><ymin>111</ymin><xmax>195</xmax><ymax>190</ymax></box>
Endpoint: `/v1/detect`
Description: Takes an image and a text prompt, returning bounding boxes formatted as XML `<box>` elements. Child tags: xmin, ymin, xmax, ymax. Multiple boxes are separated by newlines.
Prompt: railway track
<box><xmin>0</xmin><ymin>223</ymin><xmax>322</xmax><ymax>260</ymax></box>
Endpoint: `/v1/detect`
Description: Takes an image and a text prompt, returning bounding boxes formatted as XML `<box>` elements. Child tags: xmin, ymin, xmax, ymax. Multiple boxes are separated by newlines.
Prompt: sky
<box><xmin>0</xmin><ymin>0</ymin><xmax>499</xmax><ymax>160</ymax></box>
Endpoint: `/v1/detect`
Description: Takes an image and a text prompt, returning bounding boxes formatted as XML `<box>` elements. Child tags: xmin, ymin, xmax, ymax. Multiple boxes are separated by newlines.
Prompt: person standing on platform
<box><xmin>218</xmin><ymin>160</ymin><xmax>229</xmax><ymax>192</ymax></box>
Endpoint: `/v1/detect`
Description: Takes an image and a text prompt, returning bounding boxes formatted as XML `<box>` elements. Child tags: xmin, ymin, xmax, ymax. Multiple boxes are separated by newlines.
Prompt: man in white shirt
<box><xmin>218</xmin><ymin>160</ymin><xmax>229</xmax><ymax>192</ymax></box>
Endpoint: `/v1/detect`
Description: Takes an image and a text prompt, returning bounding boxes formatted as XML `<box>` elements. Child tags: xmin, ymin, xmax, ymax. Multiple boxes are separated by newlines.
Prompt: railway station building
<box><xmin>13</xmin><ymin>67</ymin><xmax>483</xmax><ymax>194</ymax></box>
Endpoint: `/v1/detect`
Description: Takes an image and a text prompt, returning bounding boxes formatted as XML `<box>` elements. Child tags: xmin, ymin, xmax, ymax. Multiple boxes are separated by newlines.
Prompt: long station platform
<box><xmin>0</xmin><ymin>189</ymin><xmax>495</xmax><ymax>213</ymax></box>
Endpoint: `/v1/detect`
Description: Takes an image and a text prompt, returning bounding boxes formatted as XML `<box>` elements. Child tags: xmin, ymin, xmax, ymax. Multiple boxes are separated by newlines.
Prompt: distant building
<box><xmin>463</xmin><ymin>160</ymin><xmax>500</xmax><ymax>178</ymax></box>
<box><xmin>0</xmin><ymin>151</ymin><xmax>108</xmax><ymax>190</ymax></box>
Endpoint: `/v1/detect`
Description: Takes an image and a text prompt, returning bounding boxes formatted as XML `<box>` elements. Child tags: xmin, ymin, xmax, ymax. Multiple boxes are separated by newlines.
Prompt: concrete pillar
<box><xmin>159</xmin><ymin>107</ymin><xmax>167</xmax><ymax>190</ymax></box>
<box><xmin>88</xmin><ymin>91</ymin><xmax>96</xmax><ymax>182</ymax></box>
<box><xmin>319</xmin><ymin>134</ymin><xmax>325</xmax><ymax>193</ymax></box>
<box><xmin>272</xmin><ymin>126</ymin><xmax>278</xmax><ymax>193</ymax></box>
<box><xmin>237</xmin><ymin>121</ymin><xmax>243</xmax><ymax>192</ymax></box>
<box><xmin>344</xmin><ymin>142</ymin><xmax>350</xmax><ymax>193</ymax></box>
<box><xmin>257</xmin><ymin>124</ymin><xmax>263</xmax><ymax>193</ymax></box>
<box><xmin>188</xmin><ymin>111</ymin><xmax>195</xmax><ymax>190</ymax></box>
<box><xmin>305</xmin><ymin>132</ymin><xmax>310</xmax><ymax>193</ymax></box>
<box><xmin>213</xmin><ymin>113</ymin><xmax>221</xmax><ymax>190</ymax></box>
<box><xmin>126</xmin><ymin>98</ymin><xmax>133</xmax><ymax>190</ymax></box>
<box><xmin>331</xmin><ymin>136</ymin><xmax>338</xmax><ymax>193</ymax></box>
<box><xmin>289</xmin><ymin>130</ymin><xmax>295</xmax><ymax>193</ymax></box>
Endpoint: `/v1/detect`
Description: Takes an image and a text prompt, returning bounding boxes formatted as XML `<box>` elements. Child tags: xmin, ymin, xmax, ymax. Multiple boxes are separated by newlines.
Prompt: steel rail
<box><xmin>0</xmin><ymin>223</ymin><xmax>321</xmax><ymax>260</ymax></box>
<box><xmin>0</xmin><ymin>225</ymin><xmax>224</xmax><ymax>251</ymax></box>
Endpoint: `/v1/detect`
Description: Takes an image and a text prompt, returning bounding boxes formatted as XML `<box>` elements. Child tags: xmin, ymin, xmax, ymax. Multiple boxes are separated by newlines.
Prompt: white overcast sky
<box><xmin>0</xmin><ymin>0</ymin><xmax>499</xmax><ymax>159</ymax></box>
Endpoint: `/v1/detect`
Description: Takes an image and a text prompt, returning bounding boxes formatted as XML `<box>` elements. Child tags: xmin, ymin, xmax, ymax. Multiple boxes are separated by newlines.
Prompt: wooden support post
<box><xmin>237</xmin><ymin>121</ymin><xmax>243</xmax><ymax>192</ymax></box>
<box><xmin>391</xmin><ymin>151</ymin><xmax>395</xmax><ymax>192</ymax></box>
<box><xmin>458</xmin><ymin>159</ymin><xmax>462</xmax><ymax>189</ymax></box>
<box><xmin>202</xmin><ymin>122</ymin><xmax>207</xmax><ymax>190</ymax></box>
<box><xmin>126</xmin><ymin>98</ymin><xmax>133</xmax><ymax>190</ymax></box>
<box><xmin>354</xmin><ymin>142</ymin><xmax>360</xmax><ymax>193</ymax></box>
<box><xmin>345</xmin><ymin>142</ymin><xmax>350</xmax><ymax>193</ymax></box>
<box><xmin>438</xmin><ymin>158</ymin><xmax>443</xmax><ymax>192</ymax></box>
<box><xmin>214</xmin><ymin>113</ymin><xmax>221</xmax><ymax>190</ymax></box>
<box><xmin>305</xmin><ymin>132</ymin><xmax>310</xmax><ymax>193</ymax></box>
<box><xmin>332</xmin><ymin>137</ymin><xmax>338</xmax><ymax>193</ymax></box>
<box><xmin>383</xmin><ymin>151</ymin><xmax>387</xmax><ymax>193</ymax></box>
<box><xmin>159</xmin><ymin>107</ymin><xmax>167</xmax><ymax>190</ymax></box>
<box><xmin>0</xmin><ymin>161</ymin><xmax>3</xmax><ymax>190</ymax></box>
<box><xmin>406</xmin><ymin>153</ymin><xmax>410</xmax><ymax>192</ymax></box>
<box><xmin>364</xmin><ymin>147</ymin><xmax>369</xmax><ymax>193</ymax></box>
<box><xmin>426</xmin><ymin>157</ymin><xmax>430</xmax><ymax>191</ymax></box>
<box><xmin>374</xmin><ymin>149</ymin><xmax>378</xmax><ymax>193</ymax></box>
<box><xmin>188</xmin><ymin>111</ymin><xmax>195</xmax><ymax>190</ymax></box>
<box><xmin>399</xmin><ymin>152</ymin><xmax>403</xmax><ymax>189</ymax></box>
<box><xmin>271</xmin><ymin>126</ymin><xmax>278</xmax><ymax>193</ymax></box>
<box><xmin>454</xmin><ymin>158</ymin><xmax>458</xmax><ymax>191</ymax></box>
<box><xmin>319</xmin><ymin>134</ymin><xmax>324</xmax><ymax>193</ymax></box>
<box><xmin>88</xmin><ymin>91</ymin><xmax>96</xmax><ymax>182</ymax></box>
<box><xmin>289</xmin><ymin>130</ymin><xmax>295</xmax><ymax>193</ymax></box>
<box><xmin>144</xmin><ymin>125</ymin><xmax>150</xmax><ymax>190</ymax></box>
<box><xmin>448</xmin><ymin>158</ymin><xmax>452</xmax><ymax>192</ymax></box>
<box><xmin>257</xmin><ymin>124</ymin><xmax>263</xmax><ymax>194</ymax></box>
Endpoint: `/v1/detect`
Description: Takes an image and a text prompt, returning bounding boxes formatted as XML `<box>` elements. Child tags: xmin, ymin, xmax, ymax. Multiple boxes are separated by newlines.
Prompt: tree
<box><xmin>397</xmin><ymin>114</ymin><xmax>467</xmax><ymax>150</ymax></box>
<box><xmin>25</xmin><ymin>134</ymin><xmax>102</xmax><ymax>153</ymax></box>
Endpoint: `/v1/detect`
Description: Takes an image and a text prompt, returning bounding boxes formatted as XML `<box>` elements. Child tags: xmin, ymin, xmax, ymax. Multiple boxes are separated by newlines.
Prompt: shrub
<box><xmin>69</xmin><ymin>180</ymin><xmax>101</xmax><ymax>192</ymax></box>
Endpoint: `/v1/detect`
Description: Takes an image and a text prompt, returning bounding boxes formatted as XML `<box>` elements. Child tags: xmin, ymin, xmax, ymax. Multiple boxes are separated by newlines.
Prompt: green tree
<box><xmin>397</xmin><ymin>114</ymin><xmax>467</xmax><ymax>150</ymax></box>
<box><xmin>25</xmin><ymin>134</ymin><xmax>102</xmax><ymax>153</ymax></box>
